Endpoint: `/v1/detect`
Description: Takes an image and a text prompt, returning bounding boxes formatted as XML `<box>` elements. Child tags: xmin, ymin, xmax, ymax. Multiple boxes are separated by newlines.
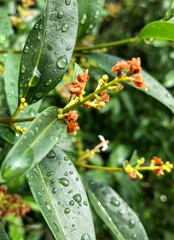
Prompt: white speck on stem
<box><xmin>33</xmin><ymin>67</ymin><xmax>41</xmax><ymax>78</ymax></box>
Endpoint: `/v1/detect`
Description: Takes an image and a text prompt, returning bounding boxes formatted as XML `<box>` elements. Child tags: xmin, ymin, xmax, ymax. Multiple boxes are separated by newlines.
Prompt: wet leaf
<box><xmin>18</xmin><ymin>0</ymin><xmax>78</xmax><ymax>105</ymax></box>
<box><xmin>7</xmin><ymin>215</ymin><xmax>25</xmax><ymax>240</ymax></box>
<box><xmin>0</xmin><ymin>7</ymin><xmax>12</xmax><ymax>45</ymax></box>
<box><xmin>85</xmin><ymin>52</ymin><xmax>174</xmax><ymax>113</ymax></box>
<box><xmin>0</xmin><ymin>107</ymin><xmax>66</xmax><ymax>181</ymax></box>
<box><xmin>77</xmin><ymin>0</ymin><xmax>105</xmax><ymax>39</ymax></box>
<box><xmin>84</xmin><ymin>175</ymin><xmax>149</xmax><ymax>240</ymax></box>
<box><xmin>0</xmin><ymin>221</ymin><xmax>10</xmax><ymax>240</ymax></box>
<box><xmin>27</xmin><ymin>146</ymin><xmax>96</xmax><ymax>240</ymax></box>
<box><xmin>139</xmin><ymin>21</ymin><xmax>174</xmax><ymax>41</ymax></box>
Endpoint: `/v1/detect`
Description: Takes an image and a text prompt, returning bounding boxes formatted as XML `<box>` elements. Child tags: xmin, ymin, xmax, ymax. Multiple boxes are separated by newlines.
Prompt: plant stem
<box><xmin>0</xmin><ymin>49</ymin><xmax>22</xmax><ymax>54</ymax></box>
<box><xmin>76</xmin><ymin>163</ymin><xmax>123</xmax><ymax>171</ymax></box>
<box><xmin>74</xmin><ymin>36</ymin><xmax>140</xmax><ymax>51</ymax></box>
<box><xmin>0</xmin><ymin>117</ymin><xmax>35</xmax><ymax>125</ymax></box>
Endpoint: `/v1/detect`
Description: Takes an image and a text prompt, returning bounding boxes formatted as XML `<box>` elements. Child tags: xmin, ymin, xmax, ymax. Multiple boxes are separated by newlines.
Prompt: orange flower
<box><xmin>153</xmin><ymin>156</ymin><xmax>163</xmax><ymax>165</ymax></box>
<box><xmin>127</xmin><ymin>57</ymin><xmax>142</xmax><ymax>74</ymax></box>
<box><xmin>77</xmin><ymin>69</ymin><xmax>89</xmax><ymax>83</ymax></box>
<box><xmin>128</xmin><ymin>171</ymin><xmax>137</xmax><ymax>179</ymax></box>
<box><xmin>111</xmin><ymin>60</ymin><xmax>129</xmax><ymax>73</ymax></box>
<box><xmin>153</xmin><ymin>167</ymin><xmax>164</xmax><ymax>176</ymax></box>
<box><xmin>130</xmin><ymin>74</ymin><xmax>150</xmax><ymax>88</ymax></box>
<box><xmin>100</xmin><ymin>90</ymin><xmax>110</xmax><ymax>102</ymax></box>
<box><xmin>69</xmin><ymin>81</ymin><xmax>85</xmax><ymax>96</ymax></box>
<box><xmin>66</xmin><ymin>121</ymin><xmax>79</xmax><ymax>135</ymax></box>
<box><xmin>64</xmin><ymin>110</ymin><xmax>78</xmax><ymax>123</ymax></box>
<box><xmin>83</xmin><ymin>101</ymin><xmax>92</xmax><ymax>109</ymax></box>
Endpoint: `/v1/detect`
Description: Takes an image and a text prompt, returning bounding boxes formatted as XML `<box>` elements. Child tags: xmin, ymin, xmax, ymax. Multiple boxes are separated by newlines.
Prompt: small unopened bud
<box><xmin>57</xmin><ymin>114</ymin><xmax>63</xmax><ymax>119</ymax></box>
<box><xmin>58</xmin><ymin>108</ymin><xmax>63</xmax><ymax>114</ymax></box>
<box><xmin>99</xmin><ymin>101</ymin><xmax>105</xmax><ymax>107</ymax></box>
<box><xmin>102</xmin><ymin>74</ymin><xmax>109</xmax><ymax>82</ymax></box>
<box><xmin>23</xmin><ymin>102</ymin><xmax>28</xmax><ymax>107</ymax></box>
<box><xmin>21</xmin><ymin>98</ymin><xmax>26</xmax><ymax>103</ymax></box>
<box><xmin>16</xmin><ymin>125</ymin><xmax>21</xmax><ymax>130</ymax></box>
<box><xmin>98</xmin><ymin>79</ymin><xmax>104</xmax><ymax>86</ymax></box>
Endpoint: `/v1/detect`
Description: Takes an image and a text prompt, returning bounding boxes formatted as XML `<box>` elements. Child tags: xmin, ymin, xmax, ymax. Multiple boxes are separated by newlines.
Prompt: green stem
<box><xmin>0</xmin><ymin>49</ymin><xmax>22</xmax><ymax>54</ymax></box>
<box><xmin>76</xmin><ymin>163</ymin><xmax>123</xmax><ymax>171</ymax></box>
<box><xmin>0</xmin><ymin>117</ymin><xmax>35</xmax><ymax>125</ymax></box>
<box><xmin>74</xmin><ymin>36</ymin><xmax>140</xmax><ymax>52</ymax></box>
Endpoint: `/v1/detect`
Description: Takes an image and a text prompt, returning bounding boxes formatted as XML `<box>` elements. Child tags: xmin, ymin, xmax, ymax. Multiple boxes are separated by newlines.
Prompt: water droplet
<box><xmin>69</xmin><ymin>200</ymin><xmax>74</xmax><ymax>206</ymax></box>
<box><xmin>59</xmin><ymin>178</ymin><xmax>70</xmax><ymax>187</ymax></box>
<box><xmin>21</xmin><ymin>65</ymin><xmax>26</xmax><ymax>73</ymax></box>
<box><xmin>132</xmin><ymin>233</ymin><xmax>137</xmax><ymax>239</ymax></box>
<box><xmin>111</xmin><ymin>197</ymin><xmax>120</xmax><ymax>207</ymax></box>
<box><xmin>83</xmin><ymin>201</ymin><xmax>88</xmax><ymax>206</ymax></box>
<box><xmin>46</xmin><ymin>202</ymin><xmax>52</xmax><ymax>212</ymax></box>
<box><xmin>51</xmin><ymin>179</ymin><xmax>55</xmax><ymax>184</ymax></box>
<box><xmin>65</xmin><ymin>0</ymin><xmax>71</xmax><ymax>5</ymax></box>
<box><xmin>118</xmin><ymin>209</ymin><xmax>125</xmax><ymax>215</ymax></box>
<box><xmin>47</xmin><ymin>172</ymin><xmax>53</xmax><ymax>177</ymax></box>
<box><xmin>53</xmin><ymin>222</ymin><xmax>59</xmax><ymax>232</ymax></box>
<box><xmin>56</xmin><ymin>25</ymin><xmax>61</xmax><ymax>31</ymax></box>
<box><xmin>38</xmin><ymin>31</ymin><xmax>42</xmax><ymax>40</ymax></box>
<box><xmin>57</xmin><ymin>55</ymin><xmax>68</xmax><ymax>69</ymax></box>
<box><xmin>81</xmin><ymin>14</ymin><xmax>87</xmax><ymax>24</ymax></box>
<box><xmin>57</xmin><ymin>11</ymin><xmax>64</xmax><ymax>19</ymax></box>
<box><xmin>66</xmin><ymin>46</ymin><xmax>72</xmax><ymax>51</ymax></box>
<box><xmin>64</xmin><ymin>208</ymin><xmax>70</xmax><ymax>214</ymax></box>
<box><xmin>165</xmin><ymin>93</ymin><xmax>170</xmax><ymax>98</ymax></box>
<box><xmin>47</xmin><ymin>150</ymin><xmax>56</xmax><ymax>159</ymax></box>
<box><xmin>52</xmin><ymin>188</ymin><xmax>56</xmax><ymax>194</ymax></box>
<box><xmin>62</xmin><ymin>24</ymin><xmax>69</xmax><ymax>32</ymax></box>
<box><xmin>129</xmin><ymin>219</ymin><xmax>135</xmax><ymax>229</ymax></box>
<box><xmin>81</xmin><ymin>233</ymin><xmax>90</xmax><ymax>240</ymax></box>
<box><xmin>68</xmin><ymin>189</ymin><xmax>73</xmax><ymax>194</ymax></box>
<box><xmin>73</xmin><ymin>194</ymin><xmax>82</xmax><ymax>204</ymax></box>
<box><xmin>72</xmin><ymin>224</ymin><xmax>75</xmax><ymax>227</ymax></box>
<box><xmin>35</xmin><ymin>92</ymin><xmax>43</xmax><ymax>99</ymax></box>
<box><xmin>69</xmin><ymin>171</ymin><xmax>73</xmax><ymax>175</ymax></box>
<box><xmin>47</xmin><ymin>45</ymin><xmax>53</xmax><ymax>51</ymax></box>
<box><xmin>76</xmin><ymin>177</ymin><xmax>79</xmax><ymax>181</ymax></box>
<box><xmin>64</xmin><ymin>172</ymin><xmax>68</xmax><ymax>176</ymax></box>
<box><xmin>94</xmin><ymin>10</ymin><xmax>100</xmax><ymax>19</ymax></box>
<box><xmin>24</xmin><ymin>46</ymin><xmax>29</xmax><ymax>53</ymax></box>
<box><xmin>64</xmin><ymin>156</ymin><xmax>69</xmax><ymax>161</ymax></box>
<box><xmin>39</xmin><ymin>24</ymin><xmax>42</xmax><ymax>30</ymax></box>
<box><xmin>35</xmin><ymin>24</ymin><xmax>39</xmax><ymax>29</ymax></box>
<box><xmin>73</xmin><ymin>1</ymin><xmax>77</xmax><ymax>6</ymax></box>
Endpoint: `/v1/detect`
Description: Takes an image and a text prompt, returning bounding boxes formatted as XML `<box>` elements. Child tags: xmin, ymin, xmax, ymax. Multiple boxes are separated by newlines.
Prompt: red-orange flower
<box><xmin>64</xmin><ymin>110</ymin><xmax>78</xmax><ymax>123</ymax></box>
<box><xmin>127</xmin><ymin>57</ymin><xmax>142</xmax><ymax>74</ymax></box>
<box><xmin>77</xmin><ymin>69</ymin><xmax>89</xmax><ymax>83</ymax></box>
<box><xmin>130</xmin><ymin>74</ymin><xmax>150</xmax><ymax>88</ymax></box>
<box><xmin>69</xmin><ymin>81</ymin><xmax>85</xmax><ymax>96</ymax></box>
<box><xmin>128</xmin><ymin>171</ymin><xmax>137</xmax><ymax>179</ymax></box>
<box><xmin>111</xmin><ymin>60</ymin><xmax>129</xmax><ymax>73</ymax></box>
<box><xmin>153</xmin><ymin>167</ymin><xmax>164</xmax><ymax>176</ymax></box>
<box><xmin>66</xmin><ymin>121</ymin><xmax>79</xmax><ymax>135</ymax></box>
<box><xmin>153</xmin><ymin>156</ymin><xmax>164</xmax><ymax>165</ymax></box>
<box><xmin>100</xmin><ymin>90</ymin><xmax>110</xmax><ymax>102</ymax></box>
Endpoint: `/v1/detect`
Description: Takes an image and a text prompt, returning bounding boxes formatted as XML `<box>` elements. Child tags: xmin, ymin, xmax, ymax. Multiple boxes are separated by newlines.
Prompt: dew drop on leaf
<box><xmin>73</xmin><ymin>194</ymin><xmax>82</xmax><ymax>204</ymax></box>
<box><xmin>110</xmin><ymin>197</ymin><xmax>120</xmax><ymax>207</ymax></box>
<box><xmin>21</xmin><ymin>65</ymin><xmax>26</xmax><ymax>73</ymax></box>
<box><xmin>59</xmin><ymin>177</ymin><xmax>70</xmax><ymax>187</ymax></box>
<box><xmin>35</xmin><ymin>23</ymin><xmax>39</xmax><ymax>29</ymax></box>
<box><xmin>65</xmin><ymin>0</ymin><xmax>71</xmax><ymax>5</ymax></box>
<box><xmin>24</xmin><ymin>46</ymin><xmax>29</xmax><ymax>53</ymax></box>
<box><xmin>50</xmin><ymin>178</ymin><xmax>55</xmax><ymax>184</ymax></box>
<box><xmin>129</xmin><ymin>219</ymin><xmax>135</xmax><ymax>229</ymax></box>
<box><xmin>52</xmin><ymin>187</ymin><xmax>56</xmax><ymax>194</ymax></box>
<box><xmin>132</xmin><ymin>233</ymin><xmax>137</xmax><ymax>239</ymax></box>
<box><xmin>64</xmin><ymin>208</ymin><xmax>70</xmax><ymax>214</ymax></box>
<box><xmin>69</xmin><ymin>200</ymin><xmax>74</xmax><ymax>206</ymax></box>
<box><xmin>62</xmin><ymin>24</ymin><xmax>69</xmax><ymax>32</ymax></box>
<box><xmin>57</xmin><ymin>11</ymin><xmax>64</xmax><ymax>19</ymax></box>
<box><xmin>47</xmin><ymin>150</ymin><xmax>56</xmax><ymax>159</ymax></box>
<box><xmin>57</xmin><ymin>55</ymin><xmax>68</xmax><ymax>69</ymax></box>
<box><xmin>64</xmin><ymin>156</ymin><xmax>69</xmax><ymax>161</ymax></box>
<box><xmin>81</xmin><ymin>233</ymin><xmax>90</xmax><ymax>240</ymax></box>
<box><xmin>66</xmin><ymin>46</ymin><xmax>72</xmax><ymax>51</ymax></box>
<box><xmin>35</xmin><ymin>92</ymin><xmax>43</xmax><ymax>99</ymax></box>
<box><xmin>46</xmin><ymin>202</ymin><xmax>52</xmax><ymax>212</ymax></box>
<box><xmin>37</xmin><ymin>31</ymin><xmax>42</xmax><ymax>40</ymax></box>
<box><xmin>46</xmin><ymin>171</ymin><xmax>53</xmax><ymax>177</ymax></box>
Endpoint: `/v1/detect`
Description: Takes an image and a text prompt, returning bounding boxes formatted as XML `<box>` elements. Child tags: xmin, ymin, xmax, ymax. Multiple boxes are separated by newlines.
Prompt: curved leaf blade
<box><xmin>19</xmin><ymin>0</ymin><xmax>78</xmax><ymax>105</ymax></box>
<box><xmin>84</xmin><ymin>175</ymin><xmax>148</xmax><ymax>240</ymax></box>
<box><xmin>1</xmin><ymin>107</ymin><xmax>66</xmax><ymax>181</ymax></box>
<box><xmin>0</xmin><ymin>221</ymin><xmax>10</xmax><ymax>240</ymax></box>
<box><xmin>139</xmin><ymin>21</ymin><xmax>174</xmax><ymax>41</ymax></box>
<box><xmin>85</xmin><ymin>52</ymin><xmax>174</xmax><ymax>113</ymax></box>
<box><xmin>77</xmin><ymin>0</ymin><xmax>104</xmax><ymax>39</ymax></box>
<box><xmin>27</xmin><ymin>146</ymin><xmax>96</xmax><ymax>240</ymax></box>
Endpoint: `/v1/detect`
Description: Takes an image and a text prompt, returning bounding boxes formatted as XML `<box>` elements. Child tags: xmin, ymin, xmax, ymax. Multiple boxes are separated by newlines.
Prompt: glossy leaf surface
<box><xmin>0</xmin><ymin>7</ymin><xmax>12</xmax><ymax>45</ymax></box>
<box><xmin>18</xmin><ymin>0</ymin><xmax>78</xmax><ymax>104</ymax></box>
<box><xmin>0</xmin><ymin>221</ymin><xmax>10</xmax><ymax>240</ymax></box>
<box><xmin>1</xmin><ymin>107</ymin><xmax>66</xmax><ymax>181</ymax></box>
<box><xmin>139</xmin><ymin>21</ymin><xmax>174</xmax><ymax>41</ymax></box>
<box><xmin>85</xmin><ymin>52</ymin><xmax>174</xmax><ymax>113</ymax></box>
<box><xmin>27</xmin><ymin>146</ymin><xmax>96</xmax><ymax>240</ymax></box>
<box><xmin>78</xmin><ymin>0</ymin><xmax>104</xmax><ymax>39</ymax></box>
<box><xmin>84</xmin><ymin>175</ymin><xmax>148</xmax><ymax>240</ymax></box>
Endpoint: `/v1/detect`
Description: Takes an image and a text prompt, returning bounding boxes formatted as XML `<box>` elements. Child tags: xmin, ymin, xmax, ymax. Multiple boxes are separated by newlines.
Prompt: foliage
<box><xmin>0</xmin><ymin>0</ymin><xmax>174</xmax><ymax>239</ymax></box>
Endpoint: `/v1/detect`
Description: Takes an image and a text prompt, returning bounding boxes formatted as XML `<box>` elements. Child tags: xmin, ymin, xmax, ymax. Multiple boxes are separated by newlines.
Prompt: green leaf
<box><xmin>139</xmin><ymin>21</ymin><xmax>174</xmax><ymax>41</ymax></box>
<box><xmin>7</xmin><ymin>215</ymin><xmax>25</xmax><ymax>240</ymax></box>
<box><xmin>129</xmin><ymin>150</ymin><xmax>139</xmax><ymax>166</ymax></box>
<box><xmin>0</xmin><ymin>7</ymin><xmax>12</xmax><ymax>45</ymax></box>
<box><xmin>0</xmin><ymin>107</ymin><xmax>66</xmax><ymax>181</ymax></box>
<box><xmin>73</xmin><ymin>63</ymin><xmax>83</xmax><ymax>81</ymax></box>
<box><xmin>0</xmin><ymin>77</ymin><xmax>9</xmax><ymax>117</ymax></box>
<box><xmin>77</xmin><ymin>0</ymin><xmax>88</xmax><ymax>27</ymax></box>
<box><xmin>163</xmin><ymin>0</ymin><xmax>174</xmax><ymax>22</ymax></box>
<box><xmin>84</xmin><ymin>175</ymin><xmax>148</xmax><ymax>240</ymax></box>
<box><xmin>85</xmin><ymin>52</ymin><xmax>174</xmax><ymax>113</ymax></box>
<box><xmin>18</xmin><ymin>0</ymin><xmax>78</xmax><ymax>105</ymax></box>
<box><xmin>0</xmin><ymin>125</ymin><xmax>15</xmax><ymax>144</ymax></box>
<box><xmin>27</xmin><ymin>146</ymin><xmax>96</xmax><ymax>240</ymax></box>
<box><xmin>0</xmin><ymin>221</ymin><xmax>10</xmax><ymax>240</ymax></box>
<box><xmin>77</xmin><ymin>0</ymin><xmax>105</xmax><ymax>39</ymax></box>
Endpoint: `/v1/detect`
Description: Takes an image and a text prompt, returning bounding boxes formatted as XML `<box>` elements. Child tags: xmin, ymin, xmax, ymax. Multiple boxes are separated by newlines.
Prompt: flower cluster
<box><xmin>112</xmin><ymin>57</ymin><xmax>150</xmax><ymax>88</ymax></box>
<box><xmin>0</xmin><ymin>185</ymin><xmax>30</xmax><ymax>218</ymax></box>
<box><xmin>63</xmin><ymin>110</ymin><xmax>79</xmax><ymax>135</ymax></box>
<box><xmin>124</xmin><ymin>156</ymin><xmax>173</xmax><ymax>179</ymax></box>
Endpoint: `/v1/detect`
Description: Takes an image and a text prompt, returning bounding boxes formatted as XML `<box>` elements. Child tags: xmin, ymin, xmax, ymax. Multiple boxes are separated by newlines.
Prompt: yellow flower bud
<box><xmin>102</xmin><ymin>74</ymin><xmax>109</xmax><ymax>82</ymax></box>
<box><xmin>21</xmin><ymin>98</ymin><xmax>26</xmax><ymax>103</ymax></box>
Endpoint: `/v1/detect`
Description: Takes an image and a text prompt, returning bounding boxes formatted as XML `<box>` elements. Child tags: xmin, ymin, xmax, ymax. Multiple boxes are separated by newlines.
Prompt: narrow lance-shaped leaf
<box><xmin>77</xmin><ymin>0</ymin><xmax>105</xmax><ymax>40</ymax></box>
<box><xmin>0</xmin><ymin>7</ymin><xmax>12</xmax><ymax>45</ymax></box>
<box><xmin>0</xmin><ymin>107</ymin><xmax>66</xmax><ymax>181</ymax></box>
<box><xmin>84</xmin><ymin>175</ymin><xmax>149</xmax><ymax>240</ymax></box>
<box><xmin>139</xmin><ymin>21</ymin><xmax>174</xmax><ymax>41</ymax></box>
<box><xmin>18</xmin><ymin>0</ymin><xmax>78</xmax><ymax>105</ymax></box>
<box><xmin>0</xmin><ymin>221</ymin><xmax>10</xmax><ymax>240</ymax></box>
<box><xmin>85</xmin><ymin>52</ymin><xmax>174</xmax><ymax>113</ymax></box>
<box><xmin>27</xmin><ymin>146</ymin><xmax>96</xmax><ymax>240</ymax></box>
